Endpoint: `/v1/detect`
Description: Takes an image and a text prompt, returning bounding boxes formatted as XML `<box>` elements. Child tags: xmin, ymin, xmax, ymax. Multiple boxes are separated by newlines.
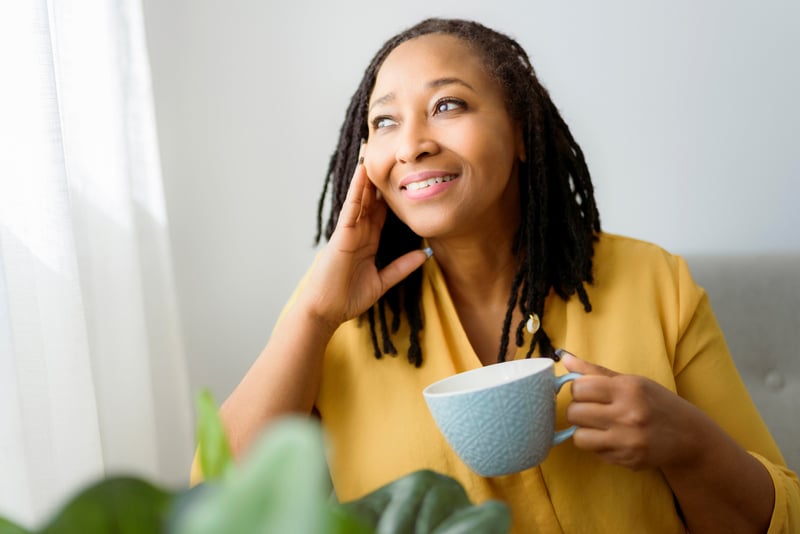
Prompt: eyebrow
<box><xmin>368</xmin><ymin>77</ymin><xmax>476</xmax><ymax>112</ymax></box>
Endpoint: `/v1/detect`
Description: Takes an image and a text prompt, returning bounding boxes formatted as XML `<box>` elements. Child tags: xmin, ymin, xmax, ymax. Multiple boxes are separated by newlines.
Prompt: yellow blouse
<box><xmin>313</xmin><ymin>233</ymin><xmax>799</xmax><ymax>533</ymax></box>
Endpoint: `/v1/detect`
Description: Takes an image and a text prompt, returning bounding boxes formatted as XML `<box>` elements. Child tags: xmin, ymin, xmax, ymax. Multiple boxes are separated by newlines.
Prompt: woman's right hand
<box><xmin>299</xmin><ymin>153</ymin><xmax>428</xmax><ymax>330</ymax></box>
<box><xmin>219</xmin><ymin>149</ymin><xmax>426</xmax><ymax>457</ymax></box>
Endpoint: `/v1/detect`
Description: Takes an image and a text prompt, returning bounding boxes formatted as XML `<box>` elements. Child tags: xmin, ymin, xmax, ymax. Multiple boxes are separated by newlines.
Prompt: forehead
<box><xmin>370</xmin><ymin>33</ymin><xmax>495</xmax><ymax>102</ymax></box>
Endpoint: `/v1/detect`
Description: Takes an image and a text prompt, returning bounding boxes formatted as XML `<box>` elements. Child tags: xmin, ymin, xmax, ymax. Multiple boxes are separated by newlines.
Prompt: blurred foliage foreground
<box><xmin>0</xmin><ymin>391</ymin><xmax>510</xmax><ymax>533</ymax></box>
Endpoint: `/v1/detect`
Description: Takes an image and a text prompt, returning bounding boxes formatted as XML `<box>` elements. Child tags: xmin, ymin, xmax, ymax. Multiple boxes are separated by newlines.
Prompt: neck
<box><xmin>429</xmin><ymin>228</ymin><xmax>525</xmax><ymax>365</ymax></box>
<box><xmin>429</xmin><ymin>171</ymin><xmax>522</xmax><ymax>305</ymax></box>
<box><xmin>428</xmin><ymin>228</ymin><xmax>519</xmax><ymax>310</ymax></box>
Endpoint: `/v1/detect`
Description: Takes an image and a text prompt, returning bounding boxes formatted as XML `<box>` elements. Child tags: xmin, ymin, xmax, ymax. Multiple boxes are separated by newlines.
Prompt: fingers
<box><xmin>338</xmin><ymin>162</ymin><xmax>369</xmax><ymax>229</ymax></box>
<box><xmin>570</xmin><ymin>428</ymin><xmax>643</xmax><ymax>467</ymax></box>
<box><xmin>561</xmin><ymin>351</ymin><xmax>688</xmax><ymax>470</ymax></box>
<box><xmin>571</xmin><ymin>427</ymin><xmax>613</xmax><ymax>450</ymax></box>
<box><xmin>562</xmin><ymin>351</ymin><xmax>623</xmax><ymax>423</ymax></box>
<box><xmin>571</xmin><ymin>420</ymin><xmax>655</xmax><ymax>471</ymax></box>
<box><xmin>567</xmin><ymin>385</ymin><xmax>647</xmax><ymax>468</ymax></box>
<box><xmin>560</xmin><ymin>351</ymin><xmax>618</xmax><ymax>377</ymax></box>
<box><xmin>566</xmin><ymin>372</ymin><xmax>672</xmax><ymax>469</ymax></box>
<box><xmin>337</xmin><ymin>141</ymin><xmax>387</xmax><ymax>233</ymax></box>
<box><xmin>377</xmin><ymin>249</ymin><xmax>429</xmax><ymax>293</ymax></box>
<box><xmin>569</xmin><ymin>376</ymin><xmax>615</xmax><ymax>404</ymax></box>
<box><xmin>355</xmin><ymin>141</ymin><xmax>370</xmax><ymax>220</ymax></box>
<box><xmin>560</xmin><ymin>351</ymin><xmax>618</xmax><ymax>404</ymax></box>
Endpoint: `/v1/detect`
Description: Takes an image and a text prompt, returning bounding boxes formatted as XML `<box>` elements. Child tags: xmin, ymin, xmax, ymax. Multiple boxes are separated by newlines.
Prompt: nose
<box><xmin>395</xmin><ymin>120</ymin><xmax>439</xmax><ymax>164</ymax></box>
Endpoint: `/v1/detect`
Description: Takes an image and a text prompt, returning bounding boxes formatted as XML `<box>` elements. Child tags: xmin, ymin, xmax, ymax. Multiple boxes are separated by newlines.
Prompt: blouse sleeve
<box><xmin>671</xmin><ymin>256</ymin><xmax>800</xmax><ymax>533</ymax></box>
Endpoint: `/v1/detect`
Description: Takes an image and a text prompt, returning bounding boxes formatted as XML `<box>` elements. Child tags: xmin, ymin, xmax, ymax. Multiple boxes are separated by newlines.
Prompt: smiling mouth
<box><xmin>402</xmin><ymin>175</ymin><xmax>458</xmax><ymax>191</ymax></box>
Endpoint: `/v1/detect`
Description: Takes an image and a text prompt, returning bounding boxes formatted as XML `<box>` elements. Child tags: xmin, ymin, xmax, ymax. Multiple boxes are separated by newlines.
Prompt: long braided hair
<box><xmin>315</xmin><ymin>18</ymin><xmax>600</xmax><ymax>367</ymax></box>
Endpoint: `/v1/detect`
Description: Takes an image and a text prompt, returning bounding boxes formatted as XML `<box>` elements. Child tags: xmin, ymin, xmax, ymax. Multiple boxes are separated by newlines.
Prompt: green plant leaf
<box><xmin>38</xmin><ymin>477</ymin><xmax>173</xmax><ymax>534</ymax></box>
<box><xmin>172</xmin><ymin>417</ymin><xmax>333</xmax><ymax>534</ymax></box>
<box><xmin>0</xmin><ymin>517</ymin><xmax>31</xmax><ymax>534</ymax></box>
<box><xmin>163</xmin><ymin>481</ymin><xmax>213</xmax><ymax>534</ymax></box>
<box><xmin>429</xmin><ymin>501</ymin><xmax>511</xmax><ymax>534</ymax></box>
<box><xmin>336</xmin><ymin>469</ymin><xmax>510</xmax><ymax>534</ymax></box>
<box><xmin>195</xmin><ymin>389</ymin><xmax>233</xmax><ymax>481</ymax></box>
<box><xmin>324</xmin><ymin>503</ymin><xmax>373</xmax><ymax>534</ymax></box>
<box><xmin>3</xmin><ymin>395</ymin><xmax>508</xmax><ymax>534</ymax></box>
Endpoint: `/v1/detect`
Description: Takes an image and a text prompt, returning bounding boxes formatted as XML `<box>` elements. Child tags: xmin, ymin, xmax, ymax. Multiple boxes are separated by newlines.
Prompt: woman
<box><xmin>214</xmin><ymin>18</ymin><xmax>799</xmax><ymax>532</ymax></box>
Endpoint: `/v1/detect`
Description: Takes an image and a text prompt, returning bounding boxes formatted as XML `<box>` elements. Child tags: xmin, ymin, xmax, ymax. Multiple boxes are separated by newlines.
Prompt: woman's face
<box><xmin>364</xmin><ymin>33</ymin><xmax>524</xmax><ymax>241</ymax></box>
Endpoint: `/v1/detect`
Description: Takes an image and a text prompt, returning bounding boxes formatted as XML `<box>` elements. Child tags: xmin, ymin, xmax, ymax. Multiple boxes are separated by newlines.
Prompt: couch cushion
<box><xmin>685</xmin><ymin>254</ymin><xmax>800</xmax><ymax>473</ymax></box>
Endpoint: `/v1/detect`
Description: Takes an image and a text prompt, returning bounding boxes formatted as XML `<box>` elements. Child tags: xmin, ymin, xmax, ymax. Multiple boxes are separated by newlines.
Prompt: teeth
<box><xmin>405</xmin><ymin>175</ymin><xmax>456</xmax><ymax>191</ymax></box>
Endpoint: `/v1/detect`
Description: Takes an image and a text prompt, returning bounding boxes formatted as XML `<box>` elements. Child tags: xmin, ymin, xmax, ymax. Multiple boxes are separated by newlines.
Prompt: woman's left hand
<box><xmin>561</xmin><ymin>351</ymin><xmax>699</xmax><ymax>471</ymax></box>
<box><xmin>561</xmin><ymin>351</ymin><xmax>776</xmax><ymax>532</ymax></box>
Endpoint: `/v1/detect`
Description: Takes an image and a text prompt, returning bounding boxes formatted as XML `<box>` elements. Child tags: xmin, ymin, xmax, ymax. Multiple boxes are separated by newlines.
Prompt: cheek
<box><xmin>363</xmin><ymin>160</ymin><xmax>382</xmax><ymax>189</ymax></box>
<box><xmin>445</xmin><ymin>117</ymin><xmax>510</xmax><ymax>165</ymax></box>
<box><xmin>363</xmin><ymin>151</ymin><xmax>393</xmax><ymax>189</ymax></box>
<box><xmin>469</xmin><ymin>122</ymin><xmax>518</xmax><ymax>174</ymax></box>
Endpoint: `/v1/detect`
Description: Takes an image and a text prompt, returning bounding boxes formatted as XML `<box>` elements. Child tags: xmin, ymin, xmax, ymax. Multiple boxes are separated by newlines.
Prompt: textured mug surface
<box><xmin>423</xmin><ymin>358</ymin><xmax>580</xmax><ymax>477</ymax></box>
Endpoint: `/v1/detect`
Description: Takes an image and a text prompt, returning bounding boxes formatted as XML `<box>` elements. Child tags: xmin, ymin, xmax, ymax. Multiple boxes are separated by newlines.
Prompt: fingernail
<box><xmin>554</xmin><ymin>349</ymin><xmax>576</xmax><ymax>363</ymax></box>
<box><xmin>423</xmin><ymin>247</ymin><xmax>433</xmax><ymax>259</ymax></box>
<box><xmin>358</xmin><ymin>139</ymin><xmax>366</xmax><ymax>165</ymax></box>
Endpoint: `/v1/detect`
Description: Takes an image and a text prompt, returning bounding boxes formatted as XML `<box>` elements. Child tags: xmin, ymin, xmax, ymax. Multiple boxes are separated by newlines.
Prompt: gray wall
<box><xmin>140</xmin><ymin>0</ymin><xmax>800</xmax><ymax>404</ymax></box>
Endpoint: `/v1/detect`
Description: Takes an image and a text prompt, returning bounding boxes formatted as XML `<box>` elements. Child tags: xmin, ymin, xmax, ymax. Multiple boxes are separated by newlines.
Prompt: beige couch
<box><xmin>686</xmin><ymin>254</ymin><xmax>799</xmax><ymax>473</ymax></box>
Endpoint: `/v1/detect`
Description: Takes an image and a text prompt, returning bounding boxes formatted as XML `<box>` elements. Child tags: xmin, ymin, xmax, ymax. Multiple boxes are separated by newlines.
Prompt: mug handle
<box><xmin>552</xmin><ymin>372</ymin><xmax>582</xmax><ymax>446</ymax></box>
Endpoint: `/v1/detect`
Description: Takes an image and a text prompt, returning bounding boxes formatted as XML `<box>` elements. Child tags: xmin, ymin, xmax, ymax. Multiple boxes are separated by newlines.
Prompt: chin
<box><xmin>389</xmin><ymin>205</ymin><xmax>464</xmax><ymax>240</ymax></box>
<box><xmin>405</xmin><ymin>221</ymin><xmax>459</xmax><ymax>241</ymax></box>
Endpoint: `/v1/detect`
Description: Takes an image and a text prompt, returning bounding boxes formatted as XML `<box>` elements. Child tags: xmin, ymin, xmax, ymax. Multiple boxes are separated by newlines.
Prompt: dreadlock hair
<box><xmin>315</xmin><ymin>18</ymin><xmax>601</xmax><ymax>367</ymax></box>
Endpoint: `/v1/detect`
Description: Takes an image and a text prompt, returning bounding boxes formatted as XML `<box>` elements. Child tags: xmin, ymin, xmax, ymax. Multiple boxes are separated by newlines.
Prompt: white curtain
<box><xmin>0</xmin><ymin>0</ymin><xmax>193</xmax><ymax>528</ymax></box>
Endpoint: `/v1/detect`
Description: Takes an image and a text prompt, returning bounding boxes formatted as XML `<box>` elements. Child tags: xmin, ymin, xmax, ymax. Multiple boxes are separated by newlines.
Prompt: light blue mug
<box><xmin>423</xmin><ymin>358</ymin><xmax>581</xmax><ymax>477</ymax></box>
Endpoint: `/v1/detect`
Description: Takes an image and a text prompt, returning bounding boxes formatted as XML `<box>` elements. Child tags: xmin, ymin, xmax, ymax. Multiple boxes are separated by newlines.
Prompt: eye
<box><xmin>434</xmin><ymin>98</ymin><xmax>466</xmax><ymax>115</ymax></box>
<box><xmin>371</xmin><ymin>116</ymin><xmax>397</xmax><ymax>130</ymax></box>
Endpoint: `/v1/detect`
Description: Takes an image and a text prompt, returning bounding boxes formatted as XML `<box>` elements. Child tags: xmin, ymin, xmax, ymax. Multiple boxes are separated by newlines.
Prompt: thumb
<box><xmin>378</xmin><ymin>248</ymin><xmax>430</xmax><ymax>294</ymax></box>
<box><xmin>558</xmin><ymin>349</ymin><xmax>618</xmax><ymax>377</ymax></box>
